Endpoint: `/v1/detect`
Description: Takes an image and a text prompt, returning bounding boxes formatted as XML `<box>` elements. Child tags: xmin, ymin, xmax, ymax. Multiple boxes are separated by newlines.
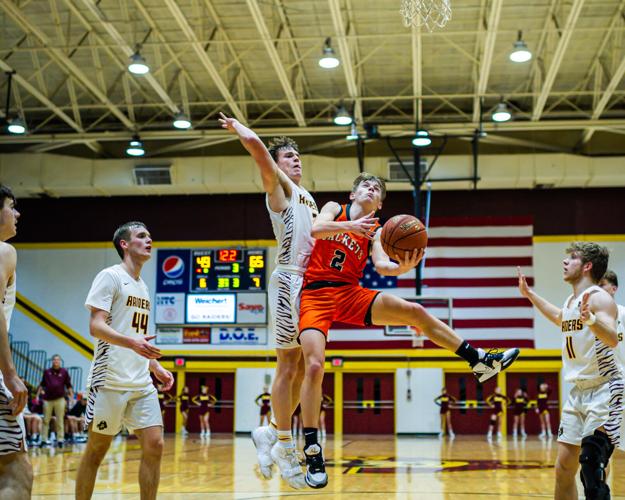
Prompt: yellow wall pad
<box><xmin>14</xmin><ymin>240</ymin><xmax>277</xmax><ymax>250</ymax></box>
<box><xmin>16</xmin><ymin>292</ymin><xmax>93</xmax><ymax>359</ymax></box>
<box><xmin>534</xmin><ymin>235</ymin><xmax>625</xmax><ymax>243</ymax></box>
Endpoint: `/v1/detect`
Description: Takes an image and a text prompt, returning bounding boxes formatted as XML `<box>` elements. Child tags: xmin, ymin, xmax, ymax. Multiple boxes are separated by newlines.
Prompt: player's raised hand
<box><xmin>218</xmin><ymin>112</ymin><xmax>239</xmax><ymax>133</ymax></box>
<box><xmin>517</xmin><ymin>266</ymin><xmax>531</xmax><ymax>297</ymax></box>
<box><xmin>131</xmin><ymin>335</ymin><xmax>162</xmax><ymax>359</ymax></box>
<box><xmin>350</xmin><ymin>211</ymin><xmax>379</xmax><ymax>239</ymax></box>
<box><xmin>580</xmin><ymin>292</ymin><xmax>592</xmax><ymax>323</ymax></box>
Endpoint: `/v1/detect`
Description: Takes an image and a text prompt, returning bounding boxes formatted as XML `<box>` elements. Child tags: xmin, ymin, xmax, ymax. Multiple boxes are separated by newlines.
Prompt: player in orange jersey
<box><xmin>297</xmin><ymin>173</ymin><xmax>521</xmax><ymax>488</ymax></box>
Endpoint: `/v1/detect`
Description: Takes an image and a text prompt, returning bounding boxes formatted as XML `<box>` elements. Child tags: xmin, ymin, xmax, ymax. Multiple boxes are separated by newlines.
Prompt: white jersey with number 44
<box><xmin>85</xmin><ymin>264</ymin><xmax>153</xmax><ymax>391</ymax></box>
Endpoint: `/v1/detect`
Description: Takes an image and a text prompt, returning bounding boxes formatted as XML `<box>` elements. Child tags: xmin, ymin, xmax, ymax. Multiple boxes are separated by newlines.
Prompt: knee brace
<box><xmin>579</xmin><ymin>430</ymin><xmax>614</xmax><ymax>500</ymax></box>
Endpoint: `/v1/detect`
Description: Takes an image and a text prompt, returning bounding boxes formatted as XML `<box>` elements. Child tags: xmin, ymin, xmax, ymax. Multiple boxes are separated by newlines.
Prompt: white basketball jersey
<box><xmin>614</xmin><ymin>304</ymin><xmax>625</xmax><ymax>369</ymax></box>
<box><xmin>267</xmin><ymin>181</ymin><xmax>318</xmax><ymax>274</ymax></box>
<box><xmin>85</xmin><ymin>264</ymin><xmax>152</xmax><ymax>391</ymax></box>
<box><xmin>561</xmin><ymin>285</ymin><xmax>621</xmax><ymax>382</ymax></box>
<box><xmin>3</xmin><ymin>273</ymin><xmax>15</xmax><ymax>330</ymax></box>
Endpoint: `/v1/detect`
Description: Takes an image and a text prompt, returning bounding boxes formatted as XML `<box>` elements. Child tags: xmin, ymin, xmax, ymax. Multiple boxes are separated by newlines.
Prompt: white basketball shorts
<box><xmin>0</xmin><ymin>373</ymin><xmax>27</xmax><ymax>455</ymax></box>
<box><xmin>268</xmin><ymin>270</ymin><xmax>303</xmax><ymax>350</ymax></box>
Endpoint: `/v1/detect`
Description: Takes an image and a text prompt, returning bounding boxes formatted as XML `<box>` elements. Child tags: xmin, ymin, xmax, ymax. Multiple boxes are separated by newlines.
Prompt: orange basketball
<box><xmin>381</xmin><ymin>214</ymin><xmax>428</xmax><ymax>261</ymax></box>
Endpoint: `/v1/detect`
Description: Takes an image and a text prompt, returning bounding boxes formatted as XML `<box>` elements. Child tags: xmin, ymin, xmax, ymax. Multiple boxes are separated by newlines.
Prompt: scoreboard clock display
<box><xmin>191</xmin><ymin>249</ymin><xmax>266</xmax><ymax>291</ymax></box>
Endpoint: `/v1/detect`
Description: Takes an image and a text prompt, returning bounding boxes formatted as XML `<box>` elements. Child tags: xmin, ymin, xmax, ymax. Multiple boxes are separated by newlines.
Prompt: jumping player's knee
<box><xmin>579</xmin><ymin>430</ymin><xmax>614</xmax><ymax>500</ymax></box>
<box><xmin>305</xmin><ymin>358</ymin><xmax>324</xmax><ymax>382</ymax></box>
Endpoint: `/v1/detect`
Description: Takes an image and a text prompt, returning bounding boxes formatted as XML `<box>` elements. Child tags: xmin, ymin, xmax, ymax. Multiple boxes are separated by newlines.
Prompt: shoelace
<box><xmin>306</xmin><ymin>452</ymin><xmax>325</xmax><ymax>473</ymax></box>
<box><xmin>484</xmin><ymin>348</ymin><xmax>502</xmax><ymax>361</ymax></box>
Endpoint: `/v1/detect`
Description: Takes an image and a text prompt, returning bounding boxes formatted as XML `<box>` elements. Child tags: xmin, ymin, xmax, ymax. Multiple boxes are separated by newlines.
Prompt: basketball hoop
<box><xmin>399</xmin><ymin>0</ymin><xmax>452</xmax><ymax>31</ymax></box>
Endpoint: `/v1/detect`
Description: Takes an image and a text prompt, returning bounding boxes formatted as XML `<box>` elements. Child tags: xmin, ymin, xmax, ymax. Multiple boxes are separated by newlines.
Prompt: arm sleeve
<box><xmin>85</xmin><ymin>269</ymin><xmax>118</xmax><ymax>312</ymax></box>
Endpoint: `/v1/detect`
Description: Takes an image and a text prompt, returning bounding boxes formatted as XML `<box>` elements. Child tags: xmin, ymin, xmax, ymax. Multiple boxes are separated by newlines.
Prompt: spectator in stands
<box><xmin>38</xmin><ymin>355</ymin><xmax>73</xmax><ymax>447</ymax></box>
<box><xmin>66</xmin><ymin>395</ymin><xmax>87</xmax><ymax>443</ymax></box>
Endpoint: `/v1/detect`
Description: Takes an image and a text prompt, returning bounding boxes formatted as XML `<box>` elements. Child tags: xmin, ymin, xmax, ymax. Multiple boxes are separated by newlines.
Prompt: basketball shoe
<box><xmin>472</xmin><ymin>348</ymin><xmax>520</xmax><ymax>383</ymax></box>
<box><xmin>251</xmin><ymin>426</ymin><xmax>277</xmax><ymax>479</ymax></box>
<box><xmin>304</xmin><ymin>443</ymin><xmax>328</xmax><ymax>489</ymax></box>
<box><xmin>270</xmin><ymin>442</ymin><xmax>307</xmax><ymax>489</ymax></box>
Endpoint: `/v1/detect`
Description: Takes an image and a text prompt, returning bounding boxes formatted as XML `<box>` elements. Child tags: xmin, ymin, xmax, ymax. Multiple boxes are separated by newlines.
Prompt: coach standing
<box><xmin>39</xmin><ymin>354</ymin><xmax>73</xmax><ymax>446</ymax></box>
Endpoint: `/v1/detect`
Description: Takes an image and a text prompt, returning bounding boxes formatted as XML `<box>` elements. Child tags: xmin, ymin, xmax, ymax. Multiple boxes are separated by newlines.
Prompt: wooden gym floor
<box><xmin>30</xmin><ymin>434</ymin><xmax>625</xmax><ymax>499</ymax></box>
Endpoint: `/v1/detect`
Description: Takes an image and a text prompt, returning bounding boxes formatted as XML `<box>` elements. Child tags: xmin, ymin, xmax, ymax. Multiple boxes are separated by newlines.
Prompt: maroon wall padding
<box><xmin>12</xmin><ymin>188</ymin><xmax>625</xmax><ymax>243</ymax></box>
<box><xmin>343</xmin><ymin>373</ymin><xmax>394</xmax><ymax>434</ymax></box>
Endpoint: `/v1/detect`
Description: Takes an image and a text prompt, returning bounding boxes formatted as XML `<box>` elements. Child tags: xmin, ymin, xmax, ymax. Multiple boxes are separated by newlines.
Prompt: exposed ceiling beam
<box><xmin>245</xmin><ymin>0</ymin><xmax>306</xmax><ymax>126</ymax></box>
<box><xmin>328</xmin><ymin>0</ymin><xmax>362</xmax><ymax>123</ymax></box>
<box><xmin>0</xmin><ymin>0</ymin><xmax>135</xmax><ymax>130</ymax></box>
<box><xmin>472</xmin><ymin>0</ymin><xmax>502</xmax><ymax>123</ymax></box>
<box><xmin>411</xmin><ymin>25</ymin><xmax>422</xmax><ymax>123</ymax></box>
<box><xmin>3</xmin><ymin>118</ymin><xmax>625</xmax><ymax>145</ymax></box>
<box><xmin>532</xmin><ymin>0</ymin><xmax>586</xmax><ymax>121</ymax></box>
<box><xmin>163</xmin><ymin>0</ymin><xmax>246</xmax><ymax>123</ymax></box>
<box><xmin>0</xmin><ymin>59</ymin><xmax>83</xmax><ymax>132</ymax></box>
<box><xmin>77</xmin><ymin>0</ymin><xmax>180</xmax><ymax>115</ymax></box>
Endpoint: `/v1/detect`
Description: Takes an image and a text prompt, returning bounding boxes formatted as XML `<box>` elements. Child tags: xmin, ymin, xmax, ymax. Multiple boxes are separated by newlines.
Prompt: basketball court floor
<box><xmin>29</xmin><ymin>433</ymin><xmax>625</xmax><ymax>499</ymax></box>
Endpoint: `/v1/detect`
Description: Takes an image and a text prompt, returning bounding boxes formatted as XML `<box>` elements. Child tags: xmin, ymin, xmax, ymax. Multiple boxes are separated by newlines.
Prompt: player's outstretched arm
<box><xmin>0</xmin><ymin>243</ymin><xmax>27</xmax><ymax>415</ymax></box>
<box><xmin>517</xmin><ymin>266</ymin><xmax>561</xmax><ymax>326</ymax></box>
<box><xmin>89</xmin><ymin>308</ymin><xmax>162</xmax><ymax>359</ymax></box>
<box><xmin>581</xmin><ymin>291</ymin><xmax>618</xmax><ymax>348</ymax></box>
<box><xmin>218</xmin><ymin>112</ymin><xmax>290</xmax><ymax>205</ymax></box>
<box><xmin>371</xmin><ymin>231</ymin><xmax>423</xmax><ymax>276</ymax></box>
<box><xmin>310</xmin><ymin>202</ymin><xmax>379</xmax><ymax>239</ymax></box>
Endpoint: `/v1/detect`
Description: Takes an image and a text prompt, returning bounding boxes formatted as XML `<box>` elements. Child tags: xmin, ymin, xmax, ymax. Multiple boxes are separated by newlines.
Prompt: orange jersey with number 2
<box><xmin>303</xmin><ymin>203</ymin><xmax>380</xmax><ymax>287</ymax></box>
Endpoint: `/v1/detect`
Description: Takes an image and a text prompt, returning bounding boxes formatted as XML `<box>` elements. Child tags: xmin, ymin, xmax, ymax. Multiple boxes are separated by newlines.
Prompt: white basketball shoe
<box><xmin>251</xmin><ymin>426</ymin><xmax>277</xmax><ymax>479</ymax></box>
<box><xmin>270</xmin><ymin>442</ymin><xmax>307</xmax><ymax>489</ymax></box>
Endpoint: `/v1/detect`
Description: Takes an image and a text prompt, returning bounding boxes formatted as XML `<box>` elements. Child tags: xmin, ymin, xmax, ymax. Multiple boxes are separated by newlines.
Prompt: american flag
<box><xmin>328</xmin><ymin>216</ymin><xmax>534</xmax><ymax>349</ymax></box>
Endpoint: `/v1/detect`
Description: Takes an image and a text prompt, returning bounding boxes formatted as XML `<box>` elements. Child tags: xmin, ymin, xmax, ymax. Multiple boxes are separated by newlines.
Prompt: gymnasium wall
<box><xmin>9</xmin><ymin>187</ymin><xmax>625</xmax><ymax>432</ymax></box>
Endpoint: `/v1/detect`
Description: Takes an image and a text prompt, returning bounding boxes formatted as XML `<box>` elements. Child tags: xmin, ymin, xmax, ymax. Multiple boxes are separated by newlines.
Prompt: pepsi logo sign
<box><xmin>162</xmin><ymin>255</ymin><xmax>185</xmax><ymax>279</ymax></box>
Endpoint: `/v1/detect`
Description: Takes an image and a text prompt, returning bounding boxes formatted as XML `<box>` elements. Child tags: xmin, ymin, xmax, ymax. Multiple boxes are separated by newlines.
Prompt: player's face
<box><xmin>276</xmin><ymin>148</ymin><xmax>302</xmax><ymax>183</ymax></box>
<box><xmin>563</xmin><ymin>252</ymin><xmax>588</xmax><ymax>283</ymax></box>
<box><xmin>349</xmin><ymin>179</ymin><xmax>383</xmax><ymax>211</ymax></box>
<box><xmin>0</xmin><ymin>197</ymin><xmax>20</xmax><ymax>241</ymax></box>
<box><xmin>599</xmin><ymin>278</ymin><xmax>617</xmax><ymax>297</ymax></box>
<box><xmin>124</xmin><ymin>226</ymin><xmax>152</xmax><ymax>261</ymax></box>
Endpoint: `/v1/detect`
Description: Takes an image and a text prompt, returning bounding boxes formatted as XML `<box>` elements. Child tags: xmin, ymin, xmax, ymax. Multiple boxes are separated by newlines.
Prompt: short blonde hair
<box><xmin>351</xmin><ymin>172</ymin><xmax>387</xmax><ymax>200</ymax></box>
<box><xmin>565</xmin><ymin>241</ymin><xmax>609</xmax><ymax>283</ymax></box>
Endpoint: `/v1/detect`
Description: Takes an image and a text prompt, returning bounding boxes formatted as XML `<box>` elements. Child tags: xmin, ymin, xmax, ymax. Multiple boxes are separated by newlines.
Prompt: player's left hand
<box><xmin>218</xmin><ymin>112</ymin><xmax>239</xmax><ymax>133</ymax></box>
<box><xmin>396</xmin><ymin>248</ymin><xmax>424</xmax><ymax>272</ymax></box>
<box><xmin>579</xmin><ymin>292</ymin><xmax>592</xmax><ymax>323</ymax></box>
<box><xmin>154</xmin><ymin>366</ymin><xmax>175</xmax><ymax>391</ymax></box>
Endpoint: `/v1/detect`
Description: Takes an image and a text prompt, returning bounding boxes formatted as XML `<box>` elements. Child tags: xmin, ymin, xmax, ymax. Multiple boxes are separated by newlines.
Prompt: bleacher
<box><xmin>8</xmin><ymin>333</ymin><xmax>83</xmax><ymax>392</ymax></box>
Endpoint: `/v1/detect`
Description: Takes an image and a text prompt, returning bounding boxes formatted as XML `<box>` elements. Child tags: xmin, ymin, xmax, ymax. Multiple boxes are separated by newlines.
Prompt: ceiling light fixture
<box><xmin>319</xmin><ymin>38</ymin><xmax>340</xmax><ymax>69</ymax></box>
<box><xmin>492</xmin><ymin>102</ymin><xmax>512</xmax><ymax>122</ymax></box>
<box><xmin>173</xmin><ymin>112</ymin><xmax>192</xmax><ymax>129</ymax></box>
<box><xmin>7</xmin><ymin>116</ymin><xmax>26</xmax><ymax>135</ymax></box>
<box><xmin>412</xmin><ymin>129</ymin><xmax>432</xmax><ymax>147</ymax></box>
<box><xmin>333</xmin><ymin>105</ymin><xmax>353</xmax><ymax>126</ymax></box>
<box><xmin>126</xmin><ymin>135</ymin><xmax>145</xmax><ymax>156</ymax></box>
<box><xmin>509</xmin><ymin>31</ymin><xmax>532</xmax><ymax>63</ymax></box>
<box><xmin>128</xmin><ymin>51</ymin><xmax>150</xmax><ymax>75</ymax></box>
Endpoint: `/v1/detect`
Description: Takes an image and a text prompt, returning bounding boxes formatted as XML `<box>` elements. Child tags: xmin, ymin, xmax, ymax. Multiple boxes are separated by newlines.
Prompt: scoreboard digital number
<box><xmin>191</xmin><ymin>249</ymin><xmax>266</xmax><ymax>292</ymax></box>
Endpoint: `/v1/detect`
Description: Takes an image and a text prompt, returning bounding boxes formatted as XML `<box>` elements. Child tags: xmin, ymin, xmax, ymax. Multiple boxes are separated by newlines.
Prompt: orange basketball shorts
<box><xmin>298</xmin><ymin>283</ymin><xmax>380</xmax><ymax>337</ymax></box>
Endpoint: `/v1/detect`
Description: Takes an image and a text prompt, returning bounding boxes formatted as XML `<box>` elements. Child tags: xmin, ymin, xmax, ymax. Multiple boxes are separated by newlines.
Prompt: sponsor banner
<box><xmin>183</xmin><ymin>327</ymin><xmax>211</xmax><ymax>344</ymax></box>
<box><xmin>211</xmin><ymin>327</ymin><xmax>268</xmax><ymax>345</ymax></box>
<box><xmin>236</xmin><ymin>292</ymin><xmax>268</xmax><ymax>324</ymax></box>
<box><xmin>186</xmin><ymin>293</ymin><xmax>236</xmax><ymax>324</ymax></box>
<box><xmin>156</xmin><ymin>250</ymin><xmax>190</xmax><ymax>293</ymax></box>
<box><xmin>155</xmin><ymin>293</ymin><xmax>186</xmax><ymax>324</ymax></box>
<box><xmin>156</xmin><ymin>327</ymin><xmax>183</xmax><ymax>345</ymax></box>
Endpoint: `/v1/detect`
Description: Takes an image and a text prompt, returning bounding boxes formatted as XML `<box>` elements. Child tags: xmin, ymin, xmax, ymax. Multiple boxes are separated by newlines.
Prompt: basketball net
<box><xmin>399</xmin><ymin>0</ymin><xmax>451</xmax><ymax>31</ymax></box>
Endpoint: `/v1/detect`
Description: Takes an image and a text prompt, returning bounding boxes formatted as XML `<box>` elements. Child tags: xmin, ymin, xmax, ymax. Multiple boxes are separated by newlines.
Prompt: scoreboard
<box><xmin>155</xmin><ymin>248</ymin><xmax>268</xmax><ymax>326</ymax></box>
<box><xmin>191</xmin><ymin>249</ymin><xmax>266</xmax><ymax>291</ymax></box>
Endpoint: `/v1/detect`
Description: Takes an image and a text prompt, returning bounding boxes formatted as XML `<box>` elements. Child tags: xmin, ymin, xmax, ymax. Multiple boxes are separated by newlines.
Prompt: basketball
<box><xmin>381</xmin><ymin>215</ymin><xmax>428</xmax><ymax>261</ymax></box>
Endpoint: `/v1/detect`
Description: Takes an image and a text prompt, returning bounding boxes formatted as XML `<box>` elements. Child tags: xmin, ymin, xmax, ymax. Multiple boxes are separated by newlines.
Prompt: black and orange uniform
<box><xmin>536</xmin><ymin>389</ymin><xmax>550</xmax><ymax>415</ymax></box>
<box><xmin>486</xmin><ymin>393</ymin><xmax>510</xmax><ymax>415</ymax></box>
<box><xmin>299</xmin><ymin>204</ymin><xmax>381</xmax><ymax>336</ymax></box>
<box><xmin>194</xmin><ymin>393</ymin><xmax>217</xmax><ymax>416</ymax></box>
<box><xmin>435</xmin><ymin>393</ymin><xmax>456</xmax><ymax>414</ymax></box>
<box><xmin>255</xmin><ymin>392</ymin><xmax>272</xmax><ymax>416</ymax></box>
<box><xmin>179</xmin><ymin>393</ymin><xmax>190</xmax><ymax>413</ymax></box>
<box><xmin>512</xmin><ymin>394</ymin><xmax>529</xmax><ymax>416</ymax></box>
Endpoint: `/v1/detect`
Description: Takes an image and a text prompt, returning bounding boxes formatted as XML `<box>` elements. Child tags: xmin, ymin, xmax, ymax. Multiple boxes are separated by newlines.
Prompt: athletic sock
<box><xmin>277</xmin><ymin>430</ymin><xmax>294</xmax><ymax>448</ymax></box>
<box><xmin>270</xmin><ymin>418</ymin><xmax>277</xmax><ymax>430</ymax></box>
<box><xmin>455</xmin><ymin>340</ymin><xmax>481</xmax><ymax>366</ymax></box>
<box><xmin>304</xmin><ymin>427</ymin><xmax>318</xmax><ymax>450</ymax></box>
